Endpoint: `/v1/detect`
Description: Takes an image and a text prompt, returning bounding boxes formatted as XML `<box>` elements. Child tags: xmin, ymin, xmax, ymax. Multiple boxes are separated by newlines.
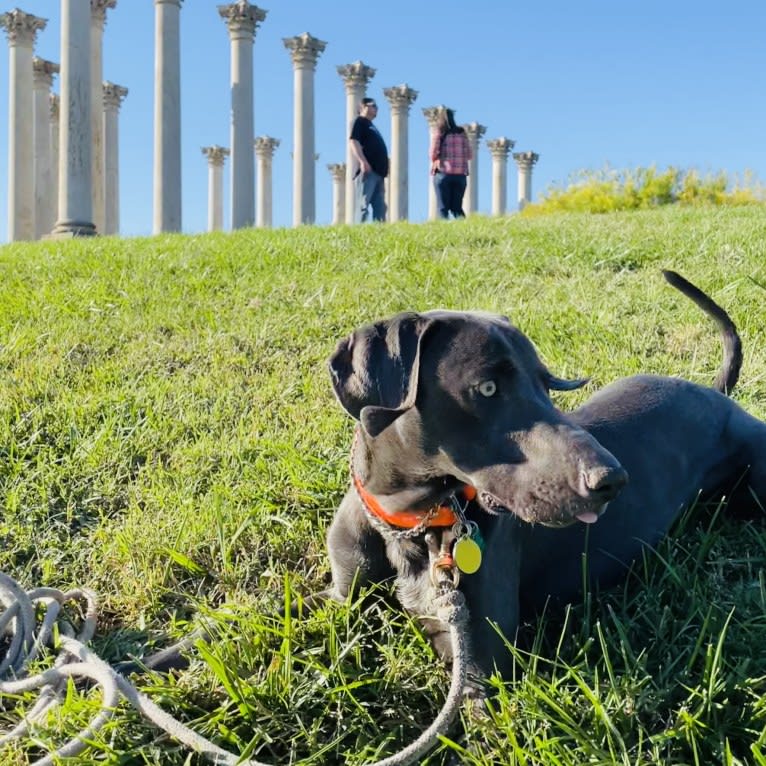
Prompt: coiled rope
<box><xmin>0</xmin><ymin>570</ymin><xmax>469</xmax><ymax>766</ymax></box>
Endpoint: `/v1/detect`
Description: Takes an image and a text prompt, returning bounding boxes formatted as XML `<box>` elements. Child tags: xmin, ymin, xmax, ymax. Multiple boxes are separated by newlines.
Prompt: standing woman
<box><xmin>430</xmin><ymin>108</ymin><xmax>472</xmax><ymax>218</ymax></box>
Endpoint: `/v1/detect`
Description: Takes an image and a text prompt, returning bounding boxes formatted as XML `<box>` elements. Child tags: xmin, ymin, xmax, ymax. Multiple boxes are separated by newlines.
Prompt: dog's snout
<box><xmin>581</xmin><ymin>465</ymin><xmax>629</xmax><ymax>502</ymax></box>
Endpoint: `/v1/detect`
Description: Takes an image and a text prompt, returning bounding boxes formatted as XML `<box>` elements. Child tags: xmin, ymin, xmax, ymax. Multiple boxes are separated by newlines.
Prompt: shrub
<box><xmin>523</xmin><ymin>166</ymin><xmax>764</xmax><ymax>215</ymax></box>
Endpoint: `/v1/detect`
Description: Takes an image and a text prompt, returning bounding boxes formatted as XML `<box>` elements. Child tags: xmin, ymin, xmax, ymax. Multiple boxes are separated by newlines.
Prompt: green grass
<box><xmin>1</xmin><ymin>205</ymin><xmax>766</xmax><ymax>764</ymax></box>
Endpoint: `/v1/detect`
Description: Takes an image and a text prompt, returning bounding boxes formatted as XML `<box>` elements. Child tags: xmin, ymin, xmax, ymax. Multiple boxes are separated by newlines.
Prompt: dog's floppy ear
<box><xmin>329</xmin><ymin>312</ymin><xmax>433</xmax><ymax>437</ymax></box>
<box><xmin>544</xmin><ymin>372</ymin><xmax>589</xmax><ymax>391</ymax></box>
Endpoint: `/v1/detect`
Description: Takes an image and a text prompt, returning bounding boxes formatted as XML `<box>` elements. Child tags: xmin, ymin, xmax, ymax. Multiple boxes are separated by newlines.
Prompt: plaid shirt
<box><xmin>430</xmin><ymin>130</ymin><xmax>472</xmax><ymax>175</ymax></box>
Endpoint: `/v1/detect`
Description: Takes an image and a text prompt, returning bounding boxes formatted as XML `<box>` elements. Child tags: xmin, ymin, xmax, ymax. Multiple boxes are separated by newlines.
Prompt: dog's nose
<box><xmin>580</xmin><ymin>465</ymin><xmax>628</xmax><ymax>501</ymax></box>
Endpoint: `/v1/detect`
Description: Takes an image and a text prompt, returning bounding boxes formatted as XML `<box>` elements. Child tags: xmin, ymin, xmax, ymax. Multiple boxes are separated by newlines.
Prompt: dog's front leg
<box><xmin>325</xmin><ymin>492</ymin><xmax>395</xmax><ymax>600</ymax></box>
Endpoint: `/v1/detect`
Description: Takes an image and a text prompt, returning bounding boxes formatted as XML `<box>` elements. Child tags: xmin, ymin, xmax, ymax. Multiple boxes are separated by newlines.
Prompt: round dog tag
<box><xmin>453</xmin><ymin>536</ymin><xmax>482</xmax><ymax>574</ymax></box>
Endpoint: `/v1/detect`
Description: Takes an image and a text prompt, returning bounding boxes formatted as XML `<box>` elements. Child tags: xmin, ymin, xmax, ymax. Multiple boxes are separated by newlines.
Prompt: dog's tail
<box><xmin>662</xmin><ymin>270</ymin><xmax>742</xmax><ymax>395</ymax></box>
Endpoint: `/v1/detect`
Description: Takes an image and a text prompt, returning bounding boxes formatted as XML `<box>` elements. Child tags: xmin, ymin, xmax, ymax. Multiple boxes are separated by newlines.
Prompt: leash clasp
<box><xmin>426</xmin><ymin>530</ymin><xmax>461</xmax><ymax>589</ymax></box>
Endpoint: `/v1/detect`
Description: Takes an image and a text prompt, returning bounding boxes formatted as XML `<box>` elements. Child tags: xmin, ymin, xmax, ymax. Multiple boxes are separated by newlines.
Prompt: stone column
<box><xmin>50</xmin><ymin>94</ymin><xmax>60</xmax><ymax>233</ymax></box>
<box><xmin>153</xmin><ymin>0</ymin><xmax>183</xmax><ymax>234</ymax></box>
<box><xmin>1</xmin><ymin>10</ymin><xmax>47</xmax><ymax>241</ymax></box>
<box><xmin>201</xmin><ymin>146</ymin><xmax>229</xmax><ymax>232</ymax></box>
<box><xmin>90</xmin><ymin>0</ymin><xmax>116</xmax><ymax>235</ymax></box>
<box><xmin>422</xmin><ymin>105</ymin><xmax>445</xmax><ymax>221</ymax></box>
<box><xmin>103</xmin><ymin>82</ymin><xmax>128</xmax><ymax>235</ymax></box>
<box><xmin>487</xmin><ymin>137</ymin><xmax>515</xmax><ymax>217</ymax></box>
<box><xmin>462</xmin><ymin>122</ymin><xmax>486</xmax><ymax>215</ymax></box>
<box><xmin>337</xmin><ymin>61</ymin><xmax>375</xmax><ymax>224</ymax></box>
<box><xmin>513</xmin><ymin>151</ymin><xmax>539</xmax><ymax>210</ymax></box>
<box><xmin>327</xmin><ymin>163</ymin><xmax>346</xmax><ymax>225</ymax></box>
<box><xmin>52</xmin><ymin>0</ymin><xmax>96</xmax><ymax>238</ymax></box>
<box><xmin>283</xmin><ymin>32</ymin><xmax>326</xmax><ymax>226</ymax></box>
<box><xmin>219</xmin><ymin>2</ymin><xmax>267</xmax><ymax>230</ymax></box>
<box><xmin>254</xmin><ymin>136</ymin><xmax>279</xmax><ymax>228</ymax></box>
<box><xmin>383</xmin><ymin>84</ymin><xmax>418</xmax><ymax>222</ymax></box>
<box><xmin>32</xmin><ymin>57</ymin><xmax>59</xmax><ymax>239</ymax></box>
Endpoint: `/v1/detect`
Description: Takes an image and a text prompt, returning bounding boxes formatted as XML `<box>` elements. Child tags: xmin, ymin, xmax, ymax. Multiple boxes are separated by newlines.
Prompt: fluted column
<box><xmin>1</xmin><ymin>10</ymin><xmax>47</xmax><ymax>241</ymax></box>
<box><xmin>153</xmin><ymin>0</ymin><xmax>182</xmax><ymax>234</ymax></box>
<box><xmin>487</xmin><ymin>137</ymin><xmax>515</xmax><ymax>216</ymax></box>
<box><xmin>201</xmin><ymin>146</ymin><xmax>229</xmax><ymax>232</ymax></box>
<box><xmin>53</xmin><ymin>0</ymin><xmax>96</xmax><ymax>238</ymax></box>
<box><xmin>220</xmin><ymin>2</ymin><xmax>267</xmax><ymax>230</ymax></box>
<box><xmin>462</xmin><ymin>122</ymin><xmax>486</xmax><ymax>215</ymax></box>
<box><xmin>422</xmin><ymin>105</ymin><xmax>445</xmax><ymax>221</ymax></box>
<box><xmin>254</xmin><ymin>136</ymin><xmax>279</xmax><ymax>228</ymax></box>
<box><xmin>513</xmin><ymin>151</ymin><xmax>539</xmax><ymax>210</ymax></box>
<box><xmin>50</xmin><ymin>94</ymin><xmax>60</xmax><ymax>232</ymax></box>
<box><xmin>337</xmin><ymin>61</ymin><xmax>375</xmax><ymax>224</ymax></box>
<box><xmin>284</xmin><ymin>32</ymin><xmax>326</xmax><ymax>226</ymax></box>
<box><xmin>33</xmin><ymin>57</ymin><xmax>59</xmax><ymax>239</ymax></box>
<box><xmin>383</xmin><ymin>84</ymin><xmax>418</xmax><ymax>222</ymax></box>
<box><xmin>103</xmin><ymin>82</ymin><xmax>128</xmax><ymax>235</ymax></box>
<box><xmin>327</xmin><ymin>163</ymin><xmax>346</xmax><ymax>225</ymax></box>
<box><xmin>90</xmin><ymin>0</ymin><xmax>116</xmax><ymax>235</ymax></box>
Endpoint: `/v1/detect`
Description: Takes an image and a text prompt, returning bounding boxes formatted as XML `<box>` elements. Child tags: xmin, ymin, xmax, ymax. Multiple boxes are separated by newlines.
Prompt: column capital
<box><xmin>337</xmin><ymin>60</ymin><xmax>376</xmax><ymax>93</ymax></box>
<box><xmin>50</xmin><ymin>92</ymin><xmax>60</xmax><ymax>121</ymax></box>
<box><xmin>154</xmin><ymin>0</ymin><xmax>183</xmax><ymax>5</ymax></box>
<box><xmin>103</xmin><ymin>81</ymin><xmax>128</xmax><ymax>109</ymax></box>
<box><xmin>463</xmin><ymin>122</ymin><xmax>487</xmax><ymax>141</ymax></box>
<box><xmin>0</xmin><ymin>9</ymin><xmax>47</xmax><ymax>46</ymax></box>
<box><xmin>513</xmin><ymin>151</ymin><xmax>539</xmax><ymax>170</ymax></box>
<box><xmin>422</xmin><ymin>105</ymin><xmax>448</xmax><ymax>127</ymax></box>
<box><xmin>327</xmin><ymin>162</ymin><xmax>346</xmax><ymax>181</ymax></box>
<box><xmin>383</xmin><ymin>84</ymin><xmax>418</xmax><ymax>114</ymax></box>
<box><xmin>218</xmin><ymin>2</ymin><xmax>267</xmax><ymax>39</ymax></box>
<box><xmin>33</xmin><ymin>57</ymin><xmax>60</xmax><ymax>89</ymax></box>
<box><xmin>91</xmin><ymin>0</ymin><xmax>117</xmax><ymax>26</ymax></box>
<box><xmin>254</xmin><ymin>136</ymin><xmax>280</xmax><ymax>159</ymax></box>
<box><xmin>283</xmin><ymin>32</ymin><xmax>326</xmax><ymax>69</ymax></box>
<box><xmin>202</xmin><ymin>145</ymin><xmax>230</xmax><ymax>166</ymax></box>
<box><xmin>487</xmin><ymin>137</ymin><xmax>515</xmax><ymax>158</ymax></box>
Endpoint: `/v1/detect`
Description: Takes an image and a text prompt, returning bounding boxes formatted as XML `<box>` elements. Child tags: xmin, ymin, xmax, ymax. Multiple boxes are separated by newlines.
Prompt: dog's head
<box><xmin>329</xmin><ymin>311</ymin><xmax>627</xmax><ymax>528</ymax></box>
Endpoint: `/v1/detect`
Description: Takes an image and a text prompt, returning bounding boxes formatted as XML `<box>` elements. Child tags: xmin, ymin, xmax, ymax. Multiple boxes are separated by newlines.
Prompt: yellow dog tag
<box><xmin>453</xmin><ymin>536</ymin><xmax>482</xmax><ymax>574</ymax></box>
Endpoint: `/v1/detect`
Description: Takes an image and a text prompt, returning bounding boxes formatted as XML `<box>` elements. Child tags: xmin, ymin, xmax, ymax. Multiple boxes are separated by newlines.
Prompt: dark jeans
<box><xmin>434</xmin><ymin>172</ymin><xmax>467</xmax><ymax>219</ymax></box>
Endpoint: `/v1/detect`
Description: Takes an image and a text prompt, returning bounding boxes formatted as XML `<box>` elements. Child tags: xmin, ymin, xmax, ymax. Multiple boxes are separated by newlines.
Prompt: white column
<box><xmin>487</xmin><ymin>137</ymin><xmax>515</xmax><ymax>217</ymax></box>
<box><xmin>254</xmin><ymin>136</ymin><xmax>279</xmax><ymax>228</ymax></box>
<box><xmin>220</xmin><ymin>2</ymin><xmax>267</xmax><ymax>230</ymax></box>
<box><xmin>513</xmin><ymin>151</ymin><xmax>539</xmax><ymax>210</ymax></box>
<box><xmin>90</xmin><ymin>0</ymin><xmax>116</xmax><ymax>235</ymax></box>
<box><xmin>153</xmin><ymin>0</ymin><xmax>182</xmax><ymax>234</ymax></box>
<box><xmin>52</xmin><ymin>0</ymin><xmax>96</xmax><ymax>238</ymax></box>
<box><xmin>462</xmin><ymin>122</ymin><xmax>486</xmax><ymax>215</ymax></box>
<box><xmin>337</xmin><ymin>61</ymin><xmax>375</xmax><ymax>224</ymax></box>
<box><xmin>284</xmin><ymin>33</ymin><xmax>326</xmax><ymax>226</ymax></box>
<box><xmin>422</xmin><ymin>105</ymin><xmax>445</xmax><ymax>221</ymax></box>
<box><xmin>201</xmin><ymin>146</ymin><xmax>229</xmax><ymax>231</ymax></box>
<box><xmin>383</xmin><ymin>84</ymin><xmax>418</xmax><ymax>222</ymax></box>
<box><xmin>33</xmin><ymin>57</ymin><xmax>59</xmax><ymax>239</ymax></box>
<box><xmin>327</xmin><ymin>163</ymin><xmax>346</xmax><ymax>225</ymax></box>
<box><xmin>50</xmin><ymin>94</ymin><xmax>60</xmax><ymax>232</ymax></box>
<box><xmin>103</xmin><ymin>82</ymin><xmax>128</xmax><ymax>235</ymax></box>
<box><xmin>1</xmin><ymin>10</ymin><xmax>47</xmax><ymax>241</ymax></box>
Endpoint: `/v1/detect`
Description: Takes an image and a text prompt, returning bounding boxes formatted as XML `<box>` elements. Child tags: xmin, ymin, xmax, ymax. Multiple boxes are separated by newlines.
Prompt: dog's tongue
<box><xmin>576</xmin><ymin>511</ymin><xmax>600</xmax><ymax>525</ymax></box>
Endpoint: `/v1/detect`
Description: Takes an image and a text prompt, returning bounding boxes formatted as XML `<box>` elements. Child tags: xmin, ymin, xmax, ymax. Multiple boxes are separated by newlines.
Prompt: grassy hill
<box><xmin>1</xmin><ymin>205</ymin><xmax>766</xmax><ymax>764</ymax></box>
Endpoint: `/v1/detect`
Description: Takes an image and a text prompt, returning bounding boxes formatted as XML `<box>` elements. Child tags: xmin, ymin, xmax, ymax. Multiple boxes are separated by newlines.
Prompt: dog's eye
<box><xmin>478</xmin><ymin>380</ymin><xmax>497</xmax><ymax>397</ymax></box>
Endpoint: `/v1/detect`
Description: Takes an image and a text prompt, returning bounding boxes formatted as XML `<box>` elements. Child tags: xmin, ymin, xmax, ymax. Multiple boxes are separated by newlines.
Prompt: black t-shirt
<box><xmin>350</xmin><ymin>117</ymin><xmax>389</xmax><ymax>178</ymax></box>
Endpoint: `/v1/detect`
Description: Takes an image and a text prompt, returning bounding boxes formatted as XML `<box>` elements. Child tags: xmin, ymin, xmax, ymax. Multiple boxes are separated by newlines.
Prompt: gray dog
<box><xmin>323</xmin><ymin>271</ymin><xmax>766</xmax><ymax>695</ymax></box>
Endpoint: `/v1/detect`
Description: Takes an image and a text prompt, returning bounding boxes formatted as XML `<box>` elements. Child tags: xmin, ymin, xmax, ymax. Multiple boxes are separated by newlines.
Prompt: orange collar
<box><xmin>352</xmin><ymin>472</ymin><xmax>477</xmax><ymax>530</ymax></box>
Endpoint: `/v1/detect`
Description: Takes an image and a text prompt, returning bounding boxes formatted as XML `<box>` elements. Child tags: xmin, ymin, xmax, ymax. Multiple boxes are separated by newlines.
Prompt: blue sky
<box><xmin>1</xmin><ymin>1</ymin><xmax>765</xmax><ymax>242</ymax></box>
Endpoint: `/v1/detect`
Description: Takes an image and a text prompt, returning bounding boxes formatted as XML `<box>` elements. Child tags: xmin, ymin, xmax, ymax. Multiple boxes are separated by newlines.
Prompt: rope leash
<box><xmin>0</xmin><ymin>569</ymin><xmax>470</xmax><ymax>766</ymax></box>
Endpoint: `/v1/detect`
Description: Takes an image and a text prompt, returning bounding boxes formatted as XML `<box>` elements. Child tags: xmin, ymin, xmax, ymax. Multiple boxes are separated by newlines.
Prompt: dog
<box><xmin>322</xmin><ymin>271</ymin><xmax>765</xmax><ymax>696</ymax></box>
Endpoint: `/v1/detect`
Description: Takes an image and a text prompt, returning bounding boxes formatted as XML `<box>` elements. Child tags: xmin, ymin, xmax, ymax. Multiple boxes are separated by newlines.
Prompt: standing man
<box><xmin>349</xmin><ymin>97</ymin><xmax>388</xmax><ymax>222</ymax></box>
